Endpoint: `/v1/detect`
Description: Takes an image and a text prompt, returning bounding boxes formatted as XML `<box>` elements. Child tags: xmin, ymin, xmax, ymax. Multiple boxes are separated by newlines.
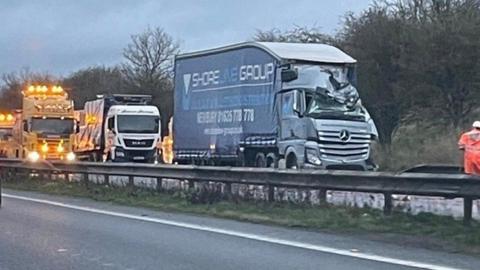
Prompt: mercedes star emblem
<box><xmin>339</xmin><ymin>130</ymin><xmax>351</xmax><ymax>142</ymax></box>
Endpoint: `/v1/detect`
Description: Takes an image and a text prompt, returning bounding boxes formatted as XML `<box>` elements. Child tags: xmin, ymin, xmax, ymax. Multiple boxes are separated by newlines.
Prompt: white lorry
<box><xmin>74</xmin><ymin>95</ymin><xmax>161</xmax><ymax>163</ymax></box>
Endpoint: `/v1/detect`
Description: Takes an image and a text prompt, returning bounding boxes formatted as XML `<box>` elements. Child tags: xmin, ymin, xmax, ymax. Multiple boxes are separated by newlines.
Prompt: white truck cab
<box><xmin>105</xmin><ymin>105</ymin><xmax>161</xmax><ymax>162</ymax></box>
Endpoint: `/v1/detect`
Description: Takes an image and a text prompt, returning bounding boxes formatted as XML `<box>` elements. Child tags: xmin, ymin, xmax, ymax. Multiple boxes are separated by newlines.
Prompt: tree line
<box><xmin>1</xmin><ymin>0</ymin><xmax>479</xmax><ymax>145</ymax></box>
<box><xmin>255</xmin><ymin>0</ymin><xmax>480</xmax><ymax>147</ymax></box>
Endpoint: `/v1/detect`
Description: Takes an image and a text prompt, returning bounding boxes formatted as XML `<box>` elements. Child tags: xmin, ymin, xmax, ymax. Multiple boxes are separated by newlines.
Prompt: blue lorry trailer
<box><xmin>173</xmin><ymin>42</ymin><xmax>378</xmax><ymax>170</ymax></box>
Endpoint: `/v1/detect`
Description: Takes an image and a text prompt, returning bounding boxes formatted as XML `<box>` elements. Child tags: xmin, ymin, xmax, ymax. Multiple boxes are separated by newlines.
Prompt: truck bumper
<box><xmin>303</xmin><ymin>141</ymin><xmax>376</xmax><ymax>171</ymax></box>
<box><xmin>303</xmin><ymin>159</ymin><xmax>376</xmax><ymax>171</ymax></box>
<box><xmin>114</xmin><ymin>147</ymin><xmax>157</xmax><ymax>163</ymax></box>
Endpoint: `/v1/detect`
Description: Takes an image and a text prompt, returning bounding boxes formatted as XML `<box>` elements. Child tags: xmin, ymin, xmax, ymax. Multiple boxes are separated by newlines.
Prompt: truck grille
<box><xmin>317</xmin><ymin>124</ymin><xmax>371</xmax><ymax>162</ymax></box>
<box><xmin>123</xmin><ymin>139</ymin><xmax>154</xmax><ymax>148</ymax></box>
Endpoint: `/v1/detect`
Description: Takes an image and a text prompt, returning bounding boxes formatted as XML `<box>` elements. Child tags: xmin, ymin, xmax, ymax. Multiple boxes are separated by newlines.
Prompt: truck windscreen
<box><xmin>117</xmin><ymin>115</ymin><xmax>159</xmax><ymax>134</ymax></box>
<box><xmin>305</xmin><ymin>92</ymin><xmax>349</xmax><ymax>114</ymax></box>
<box><xmin>31</xmin><ymin>118</ymin><xmax>74</xmax><ymax>135</ymax></box>
<box><xmin>285</xmin><ymin>64</ymin><xmax>354</xmax><ymax>90</ymax></box>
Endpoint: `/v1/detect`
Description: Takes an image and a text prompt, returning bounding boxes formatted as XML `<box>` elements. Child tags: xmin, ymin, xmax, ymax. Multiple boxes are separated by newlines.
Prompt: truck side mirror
<box><xmin>107</xmin><ymin>117</ymin><xmax>114</xmax><ymax>130</ymax></box>
<box><xmin>281</xmin><ymin>69</ymin><xmax>298</xmax><ymax>82</ymax></box>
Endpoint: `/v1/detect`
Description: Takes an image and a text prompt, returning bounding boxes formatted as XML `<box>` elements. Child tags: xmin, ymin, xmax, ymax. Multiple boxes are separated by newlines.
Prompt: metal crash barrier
<box><xmin>0</xmin><ymin>159</ymin><xmax>479</xmax><ymax>224</ymax></box>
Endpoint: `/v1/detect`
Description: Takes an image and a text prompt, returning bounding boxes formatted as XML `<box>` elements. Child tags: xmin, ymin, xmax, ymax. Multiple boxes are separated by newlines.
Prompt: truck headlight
<box><xmin>306</xmin><ymin>148</ymin><xmax>322</xmax><ymax>165</ymax></box>
<box><xmin>41</xmin><ymin>143</ymin><xmax>49</xmax><ymax>153</ymax></box>
<box><xmin>57</xmin><ymin>144</ymin><xmax>65</xmax><ymax>153</ymax></box>
<box><xmin>115</xmin><ymin>149</ymin><xmax>125</xmax><ymax>157</ymax></box>
<box><xmin>27</xmin><ymin>151</ymin><xmax>40</xmax><ymax>162</ymax></box>
<box><xmin>66</xmin><ymin>152</ymin><xmax>75</xmax><ymax>161</ymax></box>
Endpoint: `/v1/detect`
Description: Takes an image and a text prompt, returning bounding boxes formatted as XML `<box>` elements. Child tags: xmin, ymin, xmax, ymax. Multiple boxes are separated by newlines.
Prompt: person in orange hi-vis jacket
<box><xmin>458</xmin><ymin>121</ymin><xmax>480</xmax><ymax>175</ymax></box>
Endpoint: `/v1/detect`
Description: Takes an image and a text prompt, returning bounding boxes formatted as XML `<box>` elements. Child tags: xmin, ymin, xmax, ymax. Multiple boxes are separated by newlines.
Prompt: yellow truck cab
<box><xmin>19</xmin><ymin>85</ymin><xmax>76</xmax><ymax>162</ymax></box>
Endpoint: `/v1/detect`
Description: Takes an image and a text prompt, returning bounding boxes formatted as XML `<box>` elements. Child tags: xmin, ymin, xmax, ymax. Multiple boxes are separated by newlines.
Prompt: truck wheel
<box><xmin>266</xmin><ymin>153</ymin><xmax>278</xmax><ymax>168</ymax></box>
<box><xmin>286</xmin><ymin>154</ymin><xmax>298</xmax><ymax>169</ymax></box>
<box><xmin>255</xmin><ymin>153</ymin><xmax>267</xmax><ymax>168</ymax></box>
<box><xmin>89</xmin><ymin>153</ymin><xmax>99</xmax><ymax>162</ymax></box>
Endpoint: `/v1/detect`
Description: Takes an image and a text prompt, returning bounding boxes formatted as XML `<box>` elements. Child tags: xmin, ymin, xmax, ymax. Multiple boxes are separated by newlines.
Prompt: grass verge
<box><xmin>3</xmin><ymin>177</ymin><xmax>480</xmax><ymax>255</ymax></box>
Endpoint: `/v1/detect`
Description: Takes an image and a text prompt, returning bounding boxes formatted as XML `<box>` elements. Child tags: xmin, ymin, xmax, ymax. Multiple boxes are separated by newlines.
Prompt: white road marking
<box><xmin>2</xmin><ymin>193</ymin><xmax>465</xmax><ymax>270</ymax></box>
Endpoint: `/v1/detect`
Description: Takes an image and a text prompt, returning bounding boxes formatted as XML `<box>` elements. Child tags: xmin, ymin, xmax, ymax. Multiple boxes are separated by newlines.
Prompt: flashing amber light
<box><xmin>52</xmin><ymin>86</ymin><xmax>64</xmax><ymax>93</ymax></box>
<box><xmin>25</xmin><ymin>85</ymin><xmax>65</xmax><ymax>96</ymax></box>
<box><xmin>0</xmin><ymin>114</ymin><xmax>14</xmax><ymax>122</ymax></box>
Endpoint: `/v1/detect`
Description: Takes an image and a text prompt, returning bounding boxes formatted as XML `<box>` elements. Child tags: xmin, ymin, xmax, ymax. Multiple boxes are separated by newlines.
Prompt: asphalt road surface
<box><xmin>0</xmin><ymin>190</ymin><xmax>479</xmax><ymax>270</ymax></box>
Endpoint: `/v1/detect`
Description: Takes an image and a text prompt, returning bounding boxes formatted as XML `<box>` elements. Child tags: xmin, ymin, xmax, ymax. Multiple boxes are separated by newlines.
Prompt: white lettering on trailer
<box><xmin>188</xmin><ymin>63</ymin><xmax>275</xmax><ymax>92</ymax></box>
<box><xmin>196</xmin><ymin>109</ymin><xmax>255</xmax><ymax>124</ymax></box>
<box><xmin>239</xmin><ymin>63</ymin><xmax>274</xmax><ymax>81</ymax></box>
<box><xmin>192</xmin><ymin>70</ymin><xmax>220</xmax><ymax>87</ymax></box>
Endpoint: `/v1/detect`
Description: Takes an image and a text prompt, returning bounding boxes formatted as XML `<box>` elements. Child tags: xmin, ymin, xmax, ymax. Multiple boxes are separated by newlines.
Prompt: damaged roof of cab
<box><xmin>177</xmin><ymin>41</ymin><xmax>356</xmax><ymax>64</ymax></box>
<box><xmin>257</xmin><ymin>42</ymin><xmax>356</xmax><ymax>64</ymax></box>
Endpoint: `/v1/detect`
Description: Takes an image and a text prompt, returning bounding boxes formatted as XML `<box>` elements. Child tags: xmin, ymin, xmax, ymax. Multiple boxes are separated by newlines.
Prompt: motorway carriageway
<box><xmin>1</xmin><ymin>189</ymin><xmax>479</xmax><ymax>270</ymax></box>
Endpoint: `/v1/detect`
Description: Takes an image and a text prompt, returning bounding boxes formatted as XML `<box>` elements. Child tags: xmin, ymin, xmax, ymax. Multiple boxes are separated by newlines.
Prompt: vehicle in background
<box><xmin>173</xmin><ymin>42</ymin><xmax>378</xmax><ymax>170</ymax></box>
<box><xmin>0</xmin><ymin>112</ymin><xmax>17</xmax><ymax>158</ymax></box>
<box><xmin>161</xmin><ymin>117</ymin><xmax>174</xmax><ymax>164</ymax></box>
<box><xmin>15</xmin><ymin>85</ymin><xmax>76</xmax><ymax>162</ymax></box>
<box><xmin>74</xmin><ymin>95</ymin><xmax>161</xmax><ymax>163</ymax></box>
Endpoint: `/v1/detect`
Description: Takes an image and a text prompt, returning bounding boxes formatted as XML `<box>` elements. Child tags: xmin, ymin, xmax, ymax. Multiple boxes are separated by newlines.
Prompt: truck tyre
<box><xmin>286</xmin><ymin>154</ymin><xmax>298</xmax><ymax>169</ymax></box>
<box><xmin>89</xmin><ymin>153</ymin><xmax>99</xmax><ymax>162</ymax></box>
<box><xmin>266</xmin><ymin>152</ymin><xmax>278</xmax><ymax>168</ymax></box>
<box><xmin>255</xmin><ymin>152</ymin><xmax>267</xmax><ymax>168</ymax></box>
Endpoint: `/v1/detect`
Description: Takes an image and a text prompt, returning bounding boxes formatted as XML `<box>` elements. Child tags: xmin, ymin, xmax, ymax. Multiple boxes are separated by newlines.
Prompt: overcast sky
<box><xmin>0</xmin><ymin>0</ymin><xmax>371</xmax><ymax>76</ymax></box>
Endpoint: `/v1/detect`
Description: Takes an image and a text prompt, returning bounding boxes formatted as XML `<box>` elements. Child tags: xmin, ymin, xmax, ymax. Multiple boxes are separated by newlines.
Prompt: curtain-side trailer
<box><xmin>173</xmin><ymin>42</ymin><xmax>378</xmax><ymax>170</ymax></box>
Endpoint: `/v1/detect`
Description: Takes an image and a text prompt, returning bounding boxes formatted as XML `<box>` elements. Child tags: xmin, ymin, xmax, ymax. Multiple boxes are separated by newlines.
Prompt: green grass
<box><xmin>3</xmin><ymin>177</ymin><xmax>480</xmax><ymax>255</ymax></box>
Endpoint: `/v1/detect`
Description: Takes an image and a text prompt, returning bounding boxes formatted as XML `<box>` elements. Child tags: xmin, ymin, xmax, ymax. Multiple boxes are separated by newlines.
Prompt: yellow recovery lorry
<box><xmin>15</xmin><ymin>85</ymin><xmax>76</xmax><ymax>162</ymax></box>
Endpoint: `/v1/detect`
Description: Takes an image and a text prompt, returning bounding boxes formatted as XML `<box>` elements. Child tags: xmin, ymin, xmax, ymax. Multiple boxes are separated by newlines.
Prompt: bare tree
<box><xmin>122</xmin><ymin>27</ymin><xmax>180</xmax><ymax>136</ymax></box>
<box><xmin>122</xmin><ymin>27</ymin><xmax>180</xmax><ymax>92</ymax></box>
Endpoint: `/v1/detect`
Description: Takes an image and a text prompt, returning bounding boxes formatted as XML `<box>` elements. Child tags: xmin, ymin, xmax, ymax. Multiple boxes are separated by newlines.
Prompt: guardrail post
<box><xmin>156</xmin><ymin>178</ymin><xmax>163</xmax><ymax>192</ymax></box>
<box><xmin>318</xmin><ymin>189</ymin><xmax>327</xmax><ymax>205</ymax></box>
<box><xmin>128</xmin><ymin>175</ymin><xmax>134</xmax><ymax>187</ymax></box>
<box><xmin>383</xmin><ymin>192</ymin><xmax>393</xmax><ymax>215</ymax></box>
<box><xmin>82</xmin><ymin>173</ymin><xmax>89</xmax><ymax>188</ymax></box>
<box><xmin>463</xmin><ymin>197</ymin><xmax>473</xmax><ymax>226</ymax></box>
<box><xmin>224</xmin><ymin>183</ymin><xmax>232</xmax><ymax>198</ymax></box>
<box><xmin>267</xmin><ymin>184</ymin><xmax>275</xmax><ymax>202</ymax></box>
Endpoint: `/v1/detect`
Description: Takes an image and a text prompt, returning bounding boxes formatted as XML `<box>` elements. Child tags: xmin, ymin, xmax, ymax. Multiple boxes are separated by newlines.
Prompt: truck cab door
<box><xmin>279</xmin><ymin>90</ymin><xmax>305</xmax><ymax>141</ymax></box>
